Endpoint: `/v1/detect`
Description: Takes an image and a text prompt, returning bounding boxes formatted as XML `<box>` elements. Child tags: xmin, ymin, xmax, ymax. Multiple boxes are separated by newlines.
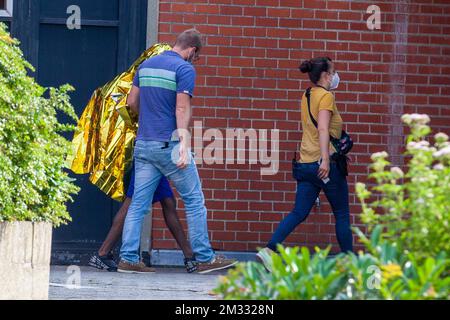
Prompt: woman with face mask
<box><xmin>256</xmin><ymin>57</ymin><xmax>353</xmax><ymax>270</ymax></box>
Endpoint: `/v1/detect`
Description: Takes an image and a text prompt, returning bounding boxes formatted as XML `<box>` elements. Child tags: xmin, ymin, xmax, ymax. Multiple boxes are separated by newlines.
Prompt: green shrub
<box><xmin>0</xmin><ymin>23</ymin><xmax>79</xmax><ymax>226</ymax></box>
<box><xmin>215</xmin><ymin>247</ymin><xmax>347</xmax><ymax>300</ymax></box>
<box><xmin>214</xmin><ymin>114</ymin><xmax>449</xmax><ymax>300</ymax></box>
<box><xmin>349</xmin><ymin>227</ymin><xmax>449</xmax><ymax>300</ymax></box>
<box><xmin>357</xmin><ymin>114</ymin><xmax>450</xmax><ymax>260</ymax></box>
<box><xmin>215</xmin><ymin>230</ymin><xmax>449</xmax><ymax>300</ymax></box>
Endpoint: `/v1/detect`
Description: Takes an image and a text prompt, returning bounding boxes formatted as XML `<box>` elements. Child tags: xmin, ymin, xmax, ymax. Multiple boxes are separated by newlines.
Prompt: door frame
<box><xmin>11</xmin><ymin>0</ymin><xmax>148</xmax><ymax>76</ymax></box>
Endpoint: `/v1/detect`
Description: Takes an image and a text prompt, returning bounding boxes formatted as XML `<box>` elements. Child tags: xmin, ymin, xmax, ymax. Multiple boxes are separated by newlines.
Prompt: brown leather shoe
<box><xmin>197</xmin><ymin>255</ymin><xmax>238</xmax><ymax>274</ymax></box>
<box><xmin>117</xmin><ymin>260</ymin><xmax>156</xmax><ymax>274</ymax></box>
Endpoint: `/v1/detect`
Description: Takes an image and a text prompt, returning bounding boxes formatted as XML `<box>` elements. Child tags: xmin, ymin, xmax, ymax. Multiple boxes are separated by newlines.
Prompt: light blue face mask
<box><xmin>330</xmin><ymin>72</ymin><xmax>340</xmax><ymax>90</ymax></box>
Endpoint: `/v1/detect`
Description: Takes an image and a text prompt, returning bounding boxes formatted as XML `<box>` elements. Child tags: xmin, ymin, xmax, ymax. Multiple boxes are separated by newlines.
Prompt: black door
<box><xmin>0</xmin><ymin>0</ymin><xmax>13</xmax><ymax>29</ymax></box>
<box><xmin>10</xmin><ymin>0</ymin><xmax>148</xmax><ymax>264</ymax></box>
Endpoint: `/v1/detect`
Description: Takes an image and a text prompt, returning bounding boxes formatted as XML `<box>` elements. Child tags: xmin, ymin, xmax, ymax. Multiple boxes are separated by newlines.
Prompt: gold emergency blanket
<box><xmin>67</xmin><ymin>43</ymin><xmax>172</xmax><ymax>201</ymax></box>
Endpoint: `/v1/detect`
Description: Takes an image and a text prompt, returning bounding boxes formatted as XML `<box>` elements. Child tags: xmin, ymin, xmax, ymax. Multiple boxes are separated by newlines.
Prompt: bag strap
<box><xmin>306</xmin><ymin>87</ymin><xmax>338</xmax><ymax>143</ymax></box>
<box><xmin>294</xmin><ymin>88</ymin><xmax>316</xmax><ymax>162</ymax></box>
<box><xmin>305</xmin><ymin>87</ymin><xmax>318</xmax><ymax>129</ymax></box>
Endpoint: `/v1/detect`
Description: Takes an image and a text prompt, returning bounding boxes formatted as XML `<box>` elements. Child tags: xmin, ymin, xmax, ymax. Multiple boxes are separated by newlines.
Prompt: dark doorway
<box><xmin>10</xmin><ymin>0</ymin><xmax>148</xmax><ymax>264</ymax></box>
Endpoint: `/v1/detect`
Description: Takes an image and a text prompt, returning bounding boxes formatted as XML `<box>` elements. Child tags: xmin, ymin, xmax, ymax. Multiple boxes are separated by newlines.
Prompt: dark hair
<box><xmin>299</xmin><ymin>57</ymin><xmax>332</xmax><ymax>85</ymax></box>
<box><xmin>175</xmin><ymin>29</ymin><xmax>203</xmax><ymax>51</ymax></box>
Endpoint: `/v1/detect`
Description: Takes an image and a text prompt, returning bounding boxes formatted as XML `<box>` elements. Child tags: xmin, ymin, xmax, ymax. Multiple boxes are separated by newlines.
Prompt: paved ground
<box><xmin>49</xmin><ymin>266</ymin><xmax>225</xmax><ymax>300</ymax></box>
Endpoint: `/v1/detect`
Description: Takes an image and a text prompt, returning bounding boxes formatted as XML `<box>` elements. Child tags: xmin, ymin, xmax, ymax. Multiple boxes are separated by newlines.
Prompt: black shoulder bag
<box><xmin>305</xmin><ymin>87</ymin><xmax>353</xmax><ymax>176</ymax></box>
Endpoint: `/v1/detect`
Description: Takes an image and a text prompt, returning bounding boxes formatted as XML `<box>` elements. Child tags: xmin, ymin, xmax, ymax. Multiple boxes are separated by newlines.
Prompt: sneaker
<box><xmin>256</xmin><ymin>247</ymin><xmax>275</xmax><ymax>272</ymax></box>
<box><xmin>117</xmin><ymin>260</ymin><xmax>156</xmax><ymax>274</ymax></box>
<box><xmin>141</xmin><ymin>251</ymin><xmax>152</xmax><ymax>268</ymax></box>
<box><xmin>197</xmin><ymin>255</ymin><xmax>238</xmax><ymax>274</ymax></box>
<box><xmin>184</xmin><ymin>257</ymin><xmax>198</xmax><ymax>273</ymax></box>
<box><xmin>88</xmin><ymin>252</ymin><xmax>118</xmax><ymax>272</ymax></box>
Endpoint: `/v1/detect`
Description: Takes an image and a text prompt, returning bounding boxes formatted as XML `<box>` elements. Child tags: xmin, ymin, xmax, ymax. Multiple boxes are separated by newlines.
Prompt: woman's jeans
<box><xmin>120</xmin><ymin>140</ymin><xmax>215</xmax><ymax>264</ymax></box>
<box><xmin>267</xmin><ymin>161</ymin><xmax>353</xmax><ymax>253</ymax></box>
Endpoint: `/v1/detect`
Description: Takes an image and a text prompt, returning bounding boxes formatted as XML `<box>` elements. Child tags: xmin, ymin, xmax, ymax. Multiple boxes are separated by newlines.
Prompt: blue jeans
<box><xmin>267</xmin><ymin>161</ymin><xmax>353</xmax><ymax>253</ymax></box>
<box><xmin>125</xmin><ymin>159</ymin><xmax>174</xmax><ymax>202</ymax></box>
<box><xmin>120</xmin><ymin>140</ymin><xmax>215</xmax><ymax>263</ymax></box>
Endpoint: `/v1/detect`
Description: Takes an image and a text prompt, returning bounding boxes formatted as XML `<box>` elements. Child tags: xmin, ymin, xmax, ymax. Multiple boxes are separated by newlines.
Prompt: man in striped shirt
<box><xmin>118</xmin><ymin>29</ymin><xmax>237</xmax><ymax>274</ymax></box>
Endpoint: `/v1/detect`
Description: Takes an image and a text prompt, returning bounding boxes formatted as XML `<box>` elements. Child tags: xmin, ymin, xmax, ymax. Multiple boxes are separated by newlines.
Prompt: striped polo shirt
<box><xmin>132</xmin><ymin>50</ymin><xmax>196</xmax><ymax>142</ymax></box>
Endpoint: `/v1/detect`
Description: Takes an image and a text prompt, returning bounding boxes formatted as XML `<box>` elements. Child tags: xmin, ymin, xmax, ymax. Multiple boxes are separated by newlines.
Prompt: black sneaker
<box><xmin>88</xmin><ymin>252</ymin><xmax>118</xmax><ymax>272</ymax></box>
<box><xmin>141</xmin><ymin>251</ymin><xmax>152</xmax><ymax>268</ymax></box>
<box><xmin>184</xmin><ymin>257</ymin><xmax>198</xmax><ymax>273</ymax></box>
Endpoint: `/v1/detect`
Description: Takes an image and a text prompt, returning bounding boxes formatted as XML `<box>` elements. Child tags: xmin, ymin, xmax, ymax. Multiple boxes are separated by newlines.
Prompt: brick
<box><xmin>195</xmin><ymin>4</ymin><xmax>220</xmax><ymax>14</ymax></box>
<box><xmin>256</xmin><ymin>17</ymin><xmax>278</xmax><ymax>27</ymax></box>
<box><xmin>236</xmin><ymin>211</ymin><xmax>260</xmax><ymax>221</ymax></box>
<box><xmin>314</xmin><ymin>31</ymin><xmax>337</xmax><ymax>40</ymax></box>
<box><xmin>279</xmin><ymin>18</ymin><xmax>302</xmax><ymax>28</ymax></box>
<box><xmin>207</xmin><ymin>56</ymin><xmax>230</xmax><ymax>66</ymax></box>
<box><xmin>327</xmin><ymin>1</ymin><xmax>350</xmax><ymax>10</ymax></box>
<box><xmin>338</xmin><ymin>11</ymin><xmax>363</xmax><ymax>21</ymax></box>
<box><xmin>256</xmin><ymin>0</ymin><xmax>279</xmax><ymax>6</ymax></box>
<box><xmin>233</xmin><ymin>0</ymin><xmax>256</xmax><ymax>5</ymax></box>
<box><xmin>184</xmin><ymin>14</ymin><xmax>207</xmax><ymax>24</ymax></box>
<box><xmin>171</xmin><ymin>3</ymin><xmax>196</xmax><ymax>12</ymax></box>
<box><xmin>243</xmin><ymin>7</ymin><xmax>267</xmax><ymax>17</ymax></box>
<box><xmin>231</xmin><ymin>38</ymin><xmax>255</xmax><ymax>47</ymax></box>
<box><xmin>226</xmin><ymin>221</ymin><xmax>249</xmax><ymax>231</ymax></box>
<box><xmin>220</xmin><ymin>5</ymin><xmax>243</xmax><ymax>16</ymax></box>
<box><xmin>314</xmin><ymin>10</ymin><xmax>338</xmax><ymax>20</ymax></box>
<box><xmin>303</xmin><ymin>19</ymin><xmax>325</xmax><ymax>29</ymax></box>
<box><xmin>249</xmin><ymin>222</ymin><xmax>272</xmax><ymax>232</ymax></box>
<box><xmin>226</xmin><ymin>201</ymin><xmax>249</xmax><ymax>211</ymax></box>
<box><xmin>219</xmin><ymin>26</ymin><xmax>243</xmax><ymax>36</ymax></box>
<box><xmin>267</xmin><ymin>8</ymin><xmax>291</xmax><ymax>17</ymax></box>
<box><xmin>223</xmin><ymin>242</ymin><xmax>248</xmax><ymax>251</ymax></box>
<box><xmin>326</xmin><ymin>21</ymin><xmax>350</xmax><ymax>30</ymax></box>
<box><xmin>212</xmin><ymin>231</ymin><xmax>235</xmax><ymax>241</ymax></box>
<box><xmin>159</xmin><ymin>13</ymin><xmax>184</xmax><ymax>23</ymax></box>
<box><xmin>207</xmin><ymin>15</ymin><xmax>231</xmax><ymax>25</ymax></box>
<box><xmin>303</xmin><ymin>0</ymin><xmax>325</xmax><ymax>9</ymax></box>
<box><xmin>231</xmin><ymin>16</ymin><xmax>256</xmax><ymax>27</ymax></box>
<box><xmin>236</xmin><ymin>232</ymin><xmax>259</xmax><ymax>241</ymax></box>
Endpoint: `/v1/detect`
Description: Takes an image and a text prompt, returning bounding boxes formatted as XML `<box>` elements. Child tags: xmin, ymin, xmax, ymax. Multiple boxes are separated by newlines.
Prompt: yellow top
<box><xmin>299</xmin><ymin>87</ymin><xmax>343</xmax><ymax>163</ymax></box>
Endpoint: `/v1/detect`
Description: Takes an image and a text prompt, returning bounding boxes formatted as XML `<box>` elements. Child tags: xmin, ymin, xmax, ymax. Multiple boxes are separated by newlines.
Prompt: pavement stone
<box><xmin>49</xmin><ymin>266</ymin><xmax>226</xmax><ymax>300</ymax></box>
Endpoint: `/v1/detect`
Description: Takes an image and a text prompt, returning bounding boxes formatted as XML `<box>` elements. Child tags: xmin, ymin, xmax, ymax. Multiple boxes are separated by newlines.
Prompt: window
<box><xmin>0</xmin><ymin>0</ymin><xmax>13</xmax><ymax>18</ymax></box>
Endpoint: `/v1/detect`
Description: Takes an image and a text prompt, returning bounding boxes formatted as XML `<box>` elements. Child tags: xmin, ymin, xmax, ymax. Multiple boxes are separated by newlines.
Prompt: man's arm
<box><xmin>127</xmin><ymin>85</ymin><xmax>140</xmax><ymax>115</ymax></box>
<box><xmin>176</xmin><ymin>93</ymin><xmax>192</xmax><ymax>169</ymax></box>
<box><xmin>176</xmin><ymin>93</ymin><xmax>192</xmax><ymax>139</ymax></box>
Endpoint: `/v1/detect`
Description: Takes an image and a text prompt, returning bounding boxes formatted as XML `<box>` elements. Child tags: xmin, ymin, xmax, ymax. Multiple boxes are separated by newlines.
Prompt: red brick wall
<box><xmin>151</xmin><ymin>0</ymin><xmax>450</xmax><ymax>253</ymax></box>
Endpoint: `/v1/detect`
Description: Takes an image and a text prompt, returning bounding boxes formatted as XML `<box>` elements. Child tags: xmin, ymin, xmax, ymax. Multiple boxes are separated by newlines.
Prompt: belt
<box><xmin>294</xmin><ymin>159</ymin><xmax>336</xmax><ymax>165</ymax></box>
